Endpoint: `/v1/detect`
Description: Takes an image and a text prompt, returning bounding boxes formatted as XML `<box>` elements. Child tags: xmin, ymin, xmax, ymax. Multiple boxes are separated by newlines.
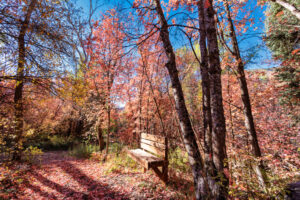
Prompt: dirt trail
<box><xmin>12</xmin><ymin>151</ymin><xmax>184</xmax><ymax>200</ymax></box>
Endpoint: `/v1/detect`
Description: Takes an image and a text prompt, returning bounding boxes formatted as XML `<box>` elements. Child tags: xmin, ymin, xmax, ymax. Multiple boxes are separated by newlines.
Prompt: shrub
<box><xmin>104</xmin><ymin>151</ymin><xmax>140</xmax><ymax>174</ymax></box>
<box><xmin>23</xmin><ymin>146</ymin><xmax>43</xmax><ymax>164</ymax></box>
<box><xmin>169</xmin><ymin>147</ymin><xmax>190</xmax><ymax>173</ymax></box>
<box><xmin>109</xmin><ymin>143</ymin><xmax>123</xmax><ymax>156</ymax></box>
<box><xmin>23</xmin><ymin>133</ymin><xmax>76</xmax><ymax>151</ymax></box>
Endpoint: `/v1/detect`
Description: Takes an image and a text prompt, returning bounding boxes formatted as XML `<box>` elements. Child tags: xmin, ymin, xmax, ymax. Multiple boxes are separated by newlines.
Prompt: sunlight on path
<box><xmin>17</xmin><ymin>152</ymin><xmax>180</xmax><ymax>200</ymax></box>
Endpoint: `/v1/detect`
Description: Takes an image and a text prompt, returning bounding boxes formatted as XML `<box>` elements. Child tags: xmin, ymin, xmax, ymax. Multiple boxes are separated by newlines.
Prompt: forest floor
<box><xmin>0</xmin><ymin>151</ymin><xmax>194</xmax><ymax>200</ymax></box>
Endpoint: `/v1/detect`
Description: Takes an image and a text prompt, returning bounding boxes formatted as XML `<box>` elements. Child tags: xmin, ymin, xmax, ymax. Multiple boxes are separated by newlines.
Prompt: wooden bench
<box><xmin>126</xmin><ymin>133</ymin><xmax>168</xmax><ymax>183</ymax></box>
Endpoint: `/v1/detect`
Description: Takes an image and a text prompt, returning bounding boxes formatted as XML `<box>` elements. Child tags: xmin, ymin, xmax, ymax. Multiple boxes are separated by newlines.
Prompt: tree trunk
<box><xmin>105</xmin><ymin>93</ymin><xmax>111</xmax><ymax>157</ymax></box>
<box><xmin>197</xmin><ymin>0</ymin><xmax>213</xmax><ymax>172</ymax></box>
<box><xmin>97</xmin><ymin>124</ymin><xmax>105</xmax><ymax>151</ymax></box>
<box><xmin>272</xmin><ymin>0</ymin><xmax>300</xmax><ymax>20</ymax></box>
<box><xmin>203</xmin><ymin>0</ymin><xmax>229</xmax><ymax>198</ymax></box>
<box><xmin>198</xmin><ymin>1</ymin><xmax>226</xmax><ymax>198</ymax></box>
<box><xmin>138</xmin><ymin>71</ymin><xmax>143</xmax><ymax>141</ymax></box>
<box><xmin>224</xmin><ymin>0</ymin><xmax>268</xmax><ymax>190</ymax></box>
<box><xmin>104</xmin><ymin>69</ymin><xmax>114</xmax><ymax>159</ymax></box>
<box><xmin>154</xmin><ymin>0</ymin><xmax>210</xmax><ymax>199</ymax></box>
<box><xmin>13</xmin><ymin>0</ymin><xmax>37</xmax><ymax>161</ymax></box>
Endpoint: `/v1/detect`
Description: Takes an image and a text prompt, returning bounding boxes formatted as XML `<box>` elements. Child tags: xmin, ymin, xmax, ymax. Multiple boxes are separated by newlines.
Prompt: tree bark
<box><xmin>272</xmin><ymin>0</ymin><xmax>300</xmax><ymax>20</ymax></box>
<box><xmin>104</xmin><ymin>70</ymin><xmax>113</xmax><ymax>158</ymax></box>
<box><xmin>197</xmin><ymin>0</ymin><xmax>213</xmax><ymax>171</ymax></box>
<box><xmin>203</xmin><ymin>0</ymin><xmax>229</xmax><ymax>198</ymax></box>
<box><xmin>224</xmin><ymin>0</ymin><xmax>268</xmax><ymax>190</ymax></box>
<box><xmin>105</xmin><ymin>107</ymin><xmax>110</xmax><ymax>155</ymax></box>
<box><xmin>13</xmin><ymin>0</ymin><xmax>37</xmax><ymax>161</ymax></box>
<box><xmin>154</xmin><ymin>0</ymin><xmax>210</xmax><ymax>199</ymax></box>
<box><xmin>138</xmin><ymin>68</ymin><xmax>144</xmax><ymax>141</ymax></box>
<box><xmin>97</xmin><ymin>124</ymin><xmax>105</xmax><ymax>151</ymax></box>
<box><xmin>198</xmin><ymin>1</ymin><xmax>227</xmax><ymax>198</ymax></box>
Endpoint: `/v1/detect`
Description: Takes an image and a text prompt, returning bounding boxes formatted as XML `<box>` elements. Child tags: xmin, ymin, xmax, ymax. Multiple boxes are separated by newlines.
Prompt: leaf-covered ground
<box><xmin>0</xmin><ymin>151</ymin><xmax>193</xmax><ymax>200</ymax></box>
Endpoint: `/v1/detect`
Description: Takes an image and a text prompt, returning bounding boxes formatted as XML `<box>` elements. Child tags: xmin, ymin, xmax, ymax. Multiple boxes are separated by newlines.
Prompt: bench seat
<box><xmin>126</xmin><ymin>133</ymin><xmax>168</xmax><ymax>183</ymax></box>
<box><xmin>126</xmin><ymin>148</ymin><xmax>164</xmax><ymax>170</ymax></box>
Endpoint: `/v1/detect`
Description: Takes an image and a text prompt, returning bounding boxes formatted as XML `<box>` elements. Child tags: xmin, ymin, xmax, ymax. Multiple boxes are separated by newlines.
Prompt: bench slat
<box><xmin>141</xmin><ymin>143</ymin><xmax>165</xmax><ymax>157</ymax></box>
<box><xmin>141</xmin><ymin>133</ymin><xmax>165</xmax><ymax>144</ymax></box>
<box><xmin>141</xmin><ymin>139</ymin><xmax>166</xmax><ymax>149</ymax></box>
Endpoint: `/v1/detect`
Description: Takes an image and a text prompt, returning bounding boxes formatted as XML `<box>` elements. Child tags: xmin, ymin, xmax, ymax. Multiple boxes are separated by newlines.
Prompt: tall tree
<box><xmin>88</xmin><ymin>10</ymin><xmax>129</xmax><ymax>158</ymax></box>
<box><xmin>264</xmin><ymin>0</ymin><xmax>299</xmax><ymax>122</ymax></box>
<box><xmin>153</xmin><ymin>0</ymin><xmax>210</xmax><ymax>199</ymax></box>
<box><xmin>222</xmin><ymin>0</ymin><xmax>269</xmax><ymax>190</ymax></box>
<box><xmin>202</xmin><ymin>0</ymin><xmax>229</xmax><ymax>198</ymax></box>
<box><xmin>197</xmin><ymin>1</ymin><xmax>213</xmax><ymax>172</ymax></box>
<box><xmin>0</xmin><ymin>0</ymin><xmax>73</xmax><ymax>160</ymax></box>
<box><xmin>13</xmin><ymin>0</ymin><xmax>38</xmax><ymax>160</ymax></box>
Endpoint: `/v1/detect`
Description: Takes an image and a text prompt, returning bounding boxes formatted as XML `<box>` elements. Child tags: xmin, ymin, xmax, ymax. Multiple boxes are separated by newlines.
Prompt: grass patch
<box><xmin>103</xmin><ymin>151</ymin><xmax>141</xmax><ymax>175</ymax></box>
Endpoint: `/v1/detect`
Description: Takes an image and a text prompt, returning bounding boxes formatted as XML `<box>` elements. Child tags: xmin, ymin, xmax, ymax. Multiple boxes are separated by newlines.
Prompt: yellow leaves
<box><xmin>25</xmin><ymin>129</ymin><xmax>35</xmax><ymax>136</ymax></box>
<box><xmin>16</xmin><ymin>80</ymin><xmax>22</xmax><ymax>87</ymax></box>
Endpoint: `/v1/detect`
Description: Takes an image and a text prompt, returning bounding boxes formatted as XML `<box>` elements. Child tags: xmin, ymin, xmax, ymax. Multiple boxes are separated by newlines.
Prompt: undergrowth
<box><xmin>168</xmin><ymin>147</ymin><xmax>190</xmax><ymax>173</ymax></box>
<box><xmin>23</xmin><ymin>146</ymin><xmax>43</xmax><ymax>164</ymax></box>
<box><xmin>24</xmin><ymin>134</ymin><xmax>76</xmax><ymax>151</ymax></box>
<box><xmin>68</xmin><ymin>143</ymin><xmax>99</xmax><ymax>159</ymax></box>
<box><xmin>102</xmin><ymin>143</ymin><xmax>140</xmax><ymax>174</ymax></box>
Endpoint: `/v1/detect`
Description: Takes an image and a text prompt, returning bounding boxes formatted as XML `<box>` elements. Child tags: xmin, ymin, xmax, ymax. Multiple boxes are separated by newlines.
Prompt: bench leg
<box><xmin>151</xmin><ymin>165</ymin><xmax>168</xmax><ymax>184</ymax></box>
<box><xmin>162</xmin><ymin>163</ymin><xmax>168</xmax><ymax>183</ymax></box>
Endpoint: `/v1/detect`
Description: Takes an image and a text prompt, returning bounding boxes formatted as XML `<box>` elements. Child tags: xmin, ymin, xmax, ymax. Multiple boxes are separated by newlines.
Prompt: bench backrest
<box><xmin>140</xmin><ymin>133</ymin><xmax>167</xmax><ymax>160</ymax></box>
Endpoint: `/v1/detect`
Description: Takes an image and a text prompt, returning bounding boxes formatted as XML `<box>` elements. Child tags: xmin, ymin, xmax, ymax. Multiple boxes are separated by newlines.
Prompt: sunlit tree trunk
<box><xmin>203</xmin><ymin>0</ymin><xmax>229</xmax><ymax>198</ymax></box>
<box><xmin>13</xmin><ymin>0</ymin><xmax>37</xmax><ymax>161</ymax></box>
<box><xmin>224</xmin><ymin>0</ymin><xmax>268</xmax><ymax>190</ymax></box>
<box><xmin>154</xmin><ymin>0</ymin><xmax>210</xmax><ymax>199</ymax></box>
<box><xmin>198</xmin><ymin>1</ymin><xmax>227</xmax><ymax>198</ymax></box>
<box><xmin>197</xmin><ymin>0</ymin><xmax>213</xmax><ymax>173</ymax></box>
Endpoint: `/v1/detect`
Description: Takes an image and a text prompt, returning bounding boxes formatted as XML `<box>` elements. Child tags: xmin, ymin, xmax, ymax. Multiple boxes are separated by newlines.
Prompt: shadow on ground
<box><xmin>23</xmin><ymin>156</ymin><xmax>130</xmax><ymax>200</ymax></box>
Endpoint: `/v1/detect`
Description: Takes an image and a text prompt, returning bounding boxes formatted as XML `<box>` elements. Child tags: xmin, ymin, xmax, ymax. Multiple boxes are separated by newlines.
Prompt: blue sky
<box><xmin>75</xmin><ymin>0</ymin><xmax>277</xmax><ymax>69</ymax></box>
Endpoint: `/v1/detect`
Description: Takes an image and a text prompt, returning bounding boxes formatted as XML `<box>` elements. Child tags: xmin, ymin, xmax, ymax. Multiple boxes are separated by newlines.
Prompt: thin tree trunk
<box><xmin>104</xmin><ymin>69</ymin><xmax>113</xmax><ymax>159</ymax></box>
<box><xmin>272</xmin><ymin>0</ymin><xmax>300</xmax><ymax>20</ymax></box>
<box><xmin>154</xmin><ymin>0</ymin><xmax>210</xmax><ymax>199</ymax></box>
<box><xmin>105</xmin><ymin>107</ymin><xmax>110</xmax><ymax>155</ymax></box>
<box><xmin>146</xmin><ymin>96</ymin><xmax>149</xmax><ymax>133</ymax></box>
<box><xmin>166</xmin><ymin>83</ymin><xmax>184</xmax><ymax>144</ymax></box>
<box><xmin>224</xmin><ymin>0</ymin><xmax>268</xmax><ymax>190</ymax></box>
<box><xmin>13</xmin><ymin>0</ymin><xmax>37</xmax><ymax>161</ymax></box>
<box><xmin>97</xmin><ymin>124</ymin><xmax>105</xmax><ymax>151</ymax></box>
<box><xmin>203</xmin><ymin>0</ymin><xmax>229</xmax><ymax>198</ymax></box>
<box><xmin>140</xmin><ymin>56</ymin><xmax>166</xmax><ymax>135</ymax></box>
<box><xmin>138</xmin><ymin>70</ymin><xmax>144</xmax><ymax>140</ymax></box>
